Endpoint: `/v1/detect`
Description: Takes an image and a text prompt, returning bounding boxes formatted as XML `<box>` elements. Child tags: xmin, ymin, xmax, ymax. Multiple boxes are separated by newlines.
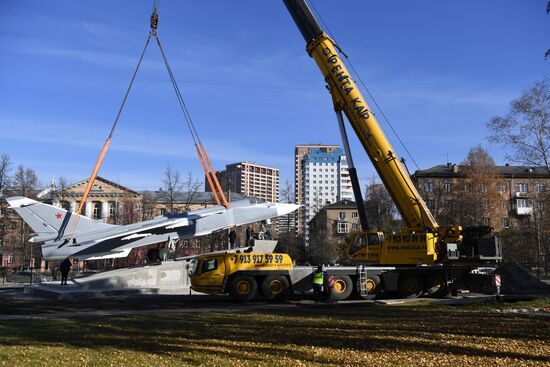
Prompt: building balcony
<box><xmin>516</xmin><ymin>207</ymin><xmax>533</xmax><ymax>216</ymax></box>
<box><xmin>514</xmin><ymin>192</ymin><xmax>529</xmax><ymax>198</ymax></box>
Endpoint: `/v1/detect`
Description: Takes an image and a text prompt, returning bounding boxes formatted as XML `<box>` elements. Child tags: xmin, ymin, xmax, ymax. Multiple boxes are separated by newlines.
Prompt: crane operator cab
<box><xmin>348</xmin><ymin>231</ymin><xmax>384</xmax><ymax>262</ymax></box>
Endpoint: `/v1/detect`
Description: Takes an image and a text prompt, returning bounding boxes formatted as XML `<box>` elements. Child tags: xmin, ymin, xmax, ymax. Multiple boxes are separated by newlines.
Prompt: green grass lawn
<box><xmin>0</xmin><ymin>300</ymin><xmax>549</xmax><ymax>367</ymax></box>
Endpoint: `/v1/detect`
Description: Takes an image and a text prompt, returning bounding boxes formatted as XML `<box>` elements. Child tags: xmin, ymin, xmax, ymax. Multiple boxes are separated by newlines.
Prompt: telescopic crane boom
<box><xmin>283</xmin><ymin>0</ymin><xmax>500</xmax><ymax>265</ymax></box>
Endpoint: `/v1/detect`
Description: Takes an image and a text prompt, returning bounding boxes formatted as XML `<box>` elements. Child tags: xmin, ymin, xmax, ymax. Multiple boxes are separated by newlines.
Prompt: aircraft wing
<box><xmin>112</xmin><ymin>232</ymin><xmax>180</xmax><ymax>251</ymax></box>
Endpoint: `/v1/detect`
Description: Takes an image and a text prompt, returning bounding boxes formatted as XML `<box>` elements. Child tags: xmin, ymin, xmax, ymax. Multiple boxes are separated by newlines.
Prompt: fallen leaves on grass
<box><xmin>0</xmin><ymin>302</ymin><xmax>548</xmax><ymax>366</ymax></box>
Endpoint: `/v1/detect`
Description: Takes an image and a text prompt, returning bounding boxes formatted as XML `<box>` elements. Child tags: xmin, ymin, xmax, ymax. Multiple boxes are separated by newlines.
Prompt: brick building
<box><xmin>412</xmin><ymin>164</ymin><xmax>550</xmax><ymax>230</ymax></box>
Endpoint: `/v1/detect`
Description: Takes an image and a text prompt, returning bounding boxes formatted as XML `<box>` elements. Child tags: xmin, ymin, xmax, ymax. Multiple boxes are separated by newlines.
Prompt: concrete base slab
<box><xmin>23</xmin><ymin>259</ymin><xmax>204</xmax><ymax>300</ymax></box>
<box><xmin>24</xmin><ymin>283</ymin><xmax>206</xmax><ymax>300</ymax></box>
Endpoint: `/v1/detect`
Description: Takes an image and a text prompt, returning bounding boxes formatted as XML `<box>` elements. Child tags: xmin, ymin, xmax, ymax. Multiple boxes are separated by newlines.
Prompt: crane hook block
<box><xmin>150</xmin><ymin>11</ymin><xmax>159</xmax><ymax>31</ymax></box>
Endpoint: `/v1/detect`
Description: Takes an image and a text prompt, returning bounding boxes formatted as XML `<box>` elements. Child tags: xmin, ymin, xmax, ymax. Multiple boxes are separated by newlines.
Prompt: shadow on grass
<box><xmin>0</xmin><ymin>305</ymin><xmax>548</xmax><ymax>364</ymax></box>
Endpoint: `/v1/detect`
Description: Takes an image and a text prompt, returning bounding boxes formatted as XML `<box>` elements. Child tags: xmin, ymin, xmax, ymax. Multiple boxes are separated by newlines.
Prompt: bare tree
<box><xmin>0</xmin><ymin>154</ymin><xmax>12</xmax><ymax>251</ymax></box>
<box><xmin>487</xmin><ymin>78</ymin><xmax>550</xmax><ymax>168</ymax></box>
<box><xmin>0</xmin><ymin>154</ymin><xmax>11</xmax><ymax>198</ymax></box>
<box><xmin>11</xmin><ymin>164</ymin><xmax>40</xmax><ymax>270</ymax></box>
<box><xmin>364</xmin><ymin>176</ymin><xmax>398</xmax><ymax>231</ymax></box>
<box><xmin>276</xmin><ymin>180</ymin><xmax>304</xmax><ymax>261</ymax></box>
<box><xmin>161</xmin><ymin>165</ymin><xmax>184</xmax><ymax>213</ymax></box>
<box><xmin>52</xmin><ymin>176</ymin><xmax>69</xmax><ymax>207</ymax></box>
<box><xmin>450</xmin><ymin>145</ymin><xmax>500</xmax><ymax>227</ymax></box>
<box><xmin>182</xmin><ymin>172</ymin><xmax>202</xmax><ymax>212</ymax></box>
<box><xmin>12</xmin><ymin>164</ymin><xmax>40</xmax><ymax>198</ymax></box>
<box><xmin>140</xmin><ymin>191</ymin><xmax>156</xmax><ymax>221</ymax></box>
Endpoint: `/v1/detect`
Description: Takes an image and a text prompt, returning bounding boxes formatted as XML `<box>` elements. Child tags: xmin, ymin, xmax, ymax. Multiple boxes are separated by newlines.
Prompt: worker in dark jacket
<box><xmin>229</xmin><ymin>226</ymin><xmax>237</xmax><ymax>248</ymax></box>
<box><xmin>59</xmin><ymin>257</ymin><xmax>72</xmax><ymax>285</ymax></box>
<box><xmin>246</xmin><ymin>225</ymin><xmax>254</xmax><ymax>246</ymax></box>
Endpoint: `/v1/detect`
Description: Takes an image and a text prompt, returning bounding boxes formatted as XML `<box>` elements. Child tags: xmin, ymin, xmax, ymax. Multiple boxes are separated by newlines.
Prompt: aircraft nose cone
<box><xmin>276</xmin><ymin>203</ymin><xmax>300</xmax><ymax>217</ymax></box>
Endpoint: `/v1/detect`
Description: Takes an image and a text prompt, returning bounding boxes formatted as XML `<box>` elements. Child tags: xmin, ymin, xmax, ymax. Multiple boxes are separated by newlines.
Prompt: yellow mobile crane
<box><xmin>190</xmin><ymin>0</ymin><xmax>501</xmax><ymax>301</ymax></box>
<box><xmin>282</xmin><ymin>0</ymin><xmax>501</xmax><ymax>295</ymax></box>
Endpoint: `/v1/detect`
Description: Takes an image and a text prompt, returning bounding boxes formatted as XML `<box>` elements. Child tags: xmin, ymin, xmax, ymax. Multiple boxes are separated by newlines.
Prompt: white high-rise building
<box><xmin>301</xmin><ymin>147</ymin><xmax>352</xmax><ymax>244</ymax></box>
<box><xmin>295</xmin><ymin>144</ymin><xmax>340</xmax><ymax>237</ymax></box>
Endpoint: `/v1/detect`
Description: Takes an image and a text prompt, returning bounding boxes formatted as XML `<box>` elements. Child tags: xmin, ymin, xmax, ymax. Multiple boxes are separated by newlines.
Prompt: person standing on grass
<box><xmin>312</xmin><ymin>265</ymin><xmax>325</xmax><ymax>302</ymax></box>
<box><xmin>60</xmin><ymin>257</ymin><xmax>72</xmax><ymax>285</ymax></box>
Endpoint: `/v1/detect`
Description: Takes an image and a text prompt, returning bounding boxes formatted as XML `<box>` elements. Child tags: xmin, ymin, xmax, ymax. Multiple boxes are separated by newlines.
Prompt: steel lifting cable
<box><xmin>309</xmin><ymin>1</ymin><xmax>421</xmax><ymax>171</ymax></box>
<box><xmin>72</xmin><ymin>0</ymin><xmax>228</xmax><ymax>237</ymax></box>
<box><xmin>68</xmin><ymin>28</ymin><xmax>154</xmax><ymax>238</ymax></box>
<box><xmin>151</xmin><ymin>16</ymin><xmax>229</xmax><ymax>208</ymax></box>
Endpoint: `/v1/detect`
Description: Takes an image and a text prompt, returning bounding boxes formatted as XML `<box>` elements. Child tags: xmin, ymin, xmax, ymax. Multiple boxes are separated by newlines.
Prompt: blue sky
<box><xmin>1</xmin><ymin>1</ymin><xmax>548</xmax><ymax>192</ymax></box>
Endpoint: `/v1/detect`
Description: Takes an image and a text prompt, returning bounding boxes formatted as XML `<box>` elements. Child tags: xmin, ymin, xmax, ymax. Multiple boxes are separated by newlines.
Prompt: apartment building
<box><xmin>300</xmin><ymin>147</ymin><xmax>353</xmax><ymax>244</ymax></box>
<box><xmin>294</xmin><ymin>144</ymin><xmax>339</xmax><ymax>237</ymax></box>
<box><xmin>207</xmin><ymin>162</ymin><xmax>280</xmax><ymax>203</ymax></box>
<box><xmin>412</xmin><ymin>164</ymin><xmax>550</xmax><ymax>229</ymax></box>
<box><xmin>308</xmin><ymin>200</ymin><xmax>361</xmax><ymax>264</ymax></box>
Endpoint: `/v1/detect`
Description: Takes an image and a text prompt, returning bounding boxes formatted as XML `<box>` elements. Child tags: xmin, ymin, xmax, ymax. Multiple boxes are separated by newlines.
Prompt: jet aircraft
<box><xmin>6</xmin><ymin>196</ymin><xmax>299</xmax><ymax>260</ymax></box>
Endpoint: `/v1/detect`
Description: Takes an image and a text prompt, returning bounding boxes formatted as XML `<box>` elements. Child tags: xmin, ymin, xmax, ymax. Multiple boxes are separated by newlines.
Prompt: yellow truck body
<box><xmin>190</xmin><ymin>252</ymin><xmax>294</xmax><ymax>301</ymax></box>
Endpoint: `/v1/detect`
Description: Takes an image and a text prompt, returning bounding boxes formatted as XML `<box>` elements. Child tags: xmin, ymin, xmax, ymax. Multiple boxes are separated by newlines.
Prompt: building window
<box><xmin>337</xmin><ymin>221</ymin><xmax>349</xmax><ymax>233</ymax></box>
<box><xmin>352</xmin><ymin>223</ymin><xmax>358</xmax><ymax>230</ymax></box>
<box><xmin>515</xmin><ymin>183</ymin><xmax>528</xmax><ymax>193</ymax></box>
<box><xmin>7</xmin><ymin>255</ymin><xmax>13</xmax><ymax>264</ymax></box>
<box><xmin>501</xmin><ymin>202</ymin><xmax>508</xmax><ymax>210</ymax></box>
<box><xmin>536</xmin><ymin>183</ymin><xmax>545</xmax><ymax>193</ymax></box>
<box><xmin>339</xmin><ymin>212</ymin><xmax>346</xmax><ymax>219</ymax></box>
<box><xmin>352</xmin><ymin>211</ymin><xmax>358</xmax><ymax>219</ymax></box>
<box><xmin>483</xmin><ymin>218</ymin><xmax>490</xmax><ymax>226</ymax></box>
<box><xmin>109</xmin><ymin>202</ymin><xmax>118</xmax><ymax>218</ymax></box>
<box><xmin>426</xmin><ymin>199</ymin><xmax>434</xmax><ymax>210</ymax></box>
<box><xmin>501</xmin><ymin>218</ymin><xmax>509</xmax><ymax>229</ymax></box>
<box><xmin>517</xmin><ymin>198</ymin><xmax>530</xmax><ymax>208</ymax></box>
<box><xmin>423</xmin><ymin>182</ymin><xmax>434</xmax><ymax>192</ymax></box>
<box><xmin>497</xmin><ymin>183</ymin><xmax>506</xmax><ymax>194</ymax></box>
<box><xmin>444</xmin><ymin>200</ymin><xmax>453</xmax><ymax>209</ymax></box>
<box><xmin>442</xmin><ymin>182</ymin><xmax>452</xmax><ymax>193</ymax></box>
<box><xmin>92</xmin><ymin>202</ymin><xmax>101</xmax><ymax>219</ymax></box>
<box><xmin>160</xmin><ymin>208</ymin><xmax>166</xmax><ymax>216</ymax></box>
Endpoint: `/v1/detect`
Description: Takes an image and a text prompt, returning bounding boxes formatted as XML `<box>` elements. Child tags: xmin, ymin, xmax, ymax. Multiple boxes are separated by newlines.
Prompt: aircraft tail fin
<box><xmin>6</xmin><ymin>196</ymin><xmax>116</xmax><ymax>241</ymax></box>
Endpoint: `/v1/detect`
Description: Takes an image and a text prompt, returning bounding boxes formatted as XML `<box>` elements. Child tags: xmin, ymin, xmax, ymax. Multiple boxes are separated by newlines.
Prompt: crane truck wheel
<box><xmin>229</xmin><ymin>275</ymin><xmax>258</xmax><ymax>302</ymax></box>
<box><xmin>356</xmin><ymin>274</ymin><xmax>381</xmax><ymax>300</ymax></box>
<box><xmin>262</xmin><ymin>275</ymin><xmax>290</xmax><ymax>301</ymax></box>
<box><xmin>425</xmin><ymin>274</ymin><xmax>449</xmax><ymax>298</ymax></box>
<box><xmin>398</xmin><ymin>274</ymin><xmax>424</xmax><ymax>299</ymax></box>
<box><xmin>332</xmin><ymin>275</ymin><xmax>353</xmax><ymax>301</ymax></box>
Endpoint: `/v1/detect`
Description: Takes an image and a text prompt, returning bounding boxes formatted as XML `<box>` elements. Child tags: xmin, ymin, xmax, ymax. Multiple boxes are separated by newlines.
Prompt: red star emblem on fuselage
<box><xmin>55</xmin><ymin>213</ymin><xmax>63</xmax><ymax>219</ymax></box>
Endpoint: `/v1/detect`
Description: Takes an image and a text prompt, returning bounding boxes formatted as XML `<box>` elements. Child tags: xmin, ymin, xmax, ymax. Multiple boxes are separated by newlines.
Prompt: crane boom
<box><xmin>283</xmin><ymin>0</ymin><xmax>437</xmax><ymax>231</ymax></box>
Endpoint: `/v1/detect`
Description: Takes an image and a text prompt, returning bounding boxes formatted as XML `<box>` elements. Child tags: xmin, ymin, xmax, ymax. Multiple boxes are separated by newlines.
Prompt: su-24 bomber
<box><xmin>6</xmin><ymin>196</ymin><xmax>299</xmax><ymax>261</ymax></box>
